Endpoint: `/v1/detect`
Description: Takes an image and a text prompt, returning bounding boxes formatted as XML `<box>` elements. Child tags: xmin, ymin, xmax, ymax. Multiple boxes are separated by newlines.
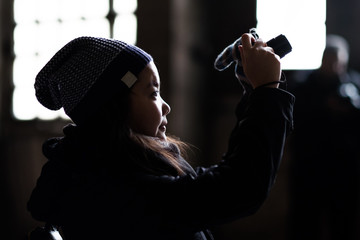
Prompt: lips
<box><xmin>159</xmin><ymin>124</ymin><xmax>166</xmax><ymax>132</ymax></box>
<box><xmin>159</xmin><ymin>125</ymin><xmax>166</xmax><ymax>132</ymax></box>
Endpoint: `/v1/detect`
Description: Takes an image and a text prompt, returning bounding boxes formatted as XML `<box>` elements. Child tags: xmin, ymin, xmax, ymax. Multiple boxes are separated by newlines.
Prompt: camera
<box><xmin>266</xmin><ymin>34</ymin><xmax>292</xmax><ymax>58</ymax></box>
<box><xmin>214</xmin><ymin>28</ymin><xmax>292</xmax><ymax>77</ymax></box>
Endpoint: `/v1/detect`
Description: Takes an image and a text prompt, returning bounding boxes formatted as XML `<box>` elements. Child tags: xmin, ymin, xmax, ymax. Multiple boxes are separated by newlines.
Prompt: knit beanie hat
<box><xmin>35</xmin><ymin>36</ymin><xmax>153</xmax><ymax>125</ymax></box>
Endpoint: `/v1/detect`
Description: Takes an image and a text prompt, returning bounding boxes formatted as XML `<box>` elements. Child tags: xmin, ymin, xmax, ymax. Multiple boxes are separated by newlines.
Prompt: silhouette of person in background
<box><xmin>288</xmin><ymin>34</ymin><xmax>360</xmax><ymax>240</ymax></box>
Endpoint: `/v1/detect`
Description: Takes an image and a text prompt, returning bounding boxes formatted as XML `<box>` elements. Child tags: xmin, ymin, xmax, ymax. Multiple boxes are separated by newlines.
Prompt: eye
<box><xmin>151</xmin><ymin>90</ymin><xmax>160</xmax><ymax>98</ymax></box>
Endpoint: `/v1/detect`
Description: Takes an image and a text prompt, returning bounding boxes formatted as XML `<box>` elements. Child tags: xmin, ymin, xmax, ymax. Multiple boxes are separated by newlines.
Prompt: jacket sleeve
<box><xmin>135</xmin><ymin>87</ymin><xmax>295</xmax><ymax>227</ymax></box>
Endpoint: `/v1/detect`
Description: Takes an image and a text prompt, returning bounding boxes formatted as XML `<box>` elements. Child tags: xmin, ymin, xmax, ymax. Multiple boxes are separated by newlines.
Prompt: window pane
<box><xmin>59</xmin><ymin>0</ymin><xmax>109</xmax><ymax>20</ymax></box>
<box><xmin>14</xmin><ymin>0</ymin><xmax>59</xmax><ymax>23</ymax></box>
<box><xmin>114</xmin><ymin>14</ymin><xmax>137</xmax><ymax>44</ymax></box>
<box><xmin>114</xmin><ymin>0</ymin><xmax>137</xmax><ymax>14</ymax></box>
<box><xmin>256</xmin><ymin>0</ymin><xmax>326</xmax><ymax>69</ymax></box>
<box><xmin>13</xmin><ymin>57</ymin><xmax>40</xmax><ymax>87</ymax></box>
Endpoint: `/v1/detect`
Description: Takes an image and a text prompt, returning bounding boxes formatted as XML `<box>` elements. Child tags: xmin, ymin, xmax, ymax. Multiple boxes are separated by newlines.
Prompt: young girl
<box><xmin>28</xmin><ymin>34</ymin><xmax>294</xmax><ymax>240</ymax></box>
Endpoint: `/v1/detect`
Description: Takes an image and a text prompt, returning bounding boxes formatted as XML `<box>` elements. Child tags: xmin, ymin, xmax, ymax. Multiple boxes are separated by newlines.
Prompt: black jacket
<box><xmin>28</xmin><ymin>87</ymin><xmax>294</xmax><ymax>240</ymax></box>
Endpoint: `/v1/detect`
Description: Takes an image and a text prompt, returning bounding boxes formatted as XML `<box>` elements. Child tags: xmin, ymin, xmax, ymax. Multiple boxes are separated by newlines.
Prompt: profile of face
<box><xmin>127</xmin><ymin>61</ymin><xmax>171</xmax><ymax>140</ymax></box>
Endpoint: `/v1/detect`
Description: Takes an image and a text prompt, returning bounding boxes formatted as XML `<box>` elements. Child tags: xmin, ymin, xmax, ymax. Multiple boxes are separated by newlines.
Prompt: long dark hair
<box><xmin>129</xmin><ymin>131</ymin><xmax>192</xmax><ymax>176</ymax></box>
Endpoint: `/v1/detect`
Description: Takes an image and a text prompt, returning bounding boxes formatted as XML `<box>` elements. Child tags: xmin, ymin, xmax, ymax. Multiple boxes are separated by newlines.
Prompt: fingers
<box><xmin>241</xmin><ymin>33</ymin><xmax>275</xmax><ymax>54</ymax></box>
<box><xmin>237</xmin><ymin>33</ymin><xmax>282</xmax><ymax>88</ymax></box>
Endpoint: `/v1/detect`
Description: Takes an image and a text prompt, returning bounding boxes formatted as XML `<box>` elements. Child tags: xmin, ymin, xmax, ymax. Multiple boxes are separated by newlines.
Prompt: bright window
<box><xmin>256</xmin><ymin>0</ymin><xmax>326</xmax><ymax>70</ymax></box>
<box><xmin>13</xmin><ymin>0</ymin><xmax>138</xmax><ymax>120</ymax></box>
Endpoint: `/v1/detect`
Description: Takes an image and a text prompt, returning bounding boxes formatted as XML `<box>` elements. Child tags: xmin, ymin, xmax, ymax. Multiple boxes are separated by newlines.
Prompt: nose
<box><xmin>162</xmin><ymin>98</ymin><xmax>171</xmax><ymax>116</ymax></box>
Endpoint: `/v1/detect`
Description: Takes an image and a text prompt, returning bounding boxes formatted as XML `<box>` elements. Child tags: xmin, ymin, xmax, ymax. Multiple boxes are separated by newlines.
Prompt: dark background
<box><xmin>1</xmin><ymin>0</ymin><xmax>360</xmax><ymax>239</ymax></box>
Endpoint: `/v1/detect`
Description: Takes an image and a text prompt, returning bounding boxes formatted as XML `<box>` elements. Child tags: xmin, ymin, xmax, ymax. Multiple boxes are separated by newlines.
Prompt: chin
<box><xmin>157</xmin><ymin>133</ymin><xmax>167</xmax><ymax>141</ymax></box>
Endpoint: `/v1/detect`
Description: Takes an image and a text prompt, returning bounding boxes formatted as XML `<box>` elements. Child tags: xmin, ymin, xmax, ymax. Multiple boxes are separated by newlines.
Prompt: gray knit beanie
<box><xmin>35</xmin><ymin>36</ymin><xmax>152</xmax><ymax>125</ymax></box>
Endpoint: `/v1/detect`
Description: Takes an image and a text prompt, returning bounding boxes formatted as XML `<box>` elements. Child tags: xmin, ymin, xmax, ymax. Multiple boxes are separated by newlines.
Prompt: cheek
<box><xmin>128</xmin><ymin>105</ymin><xmax>145</xmax><ymax>130</ymax></box>
<box><xmin>144</xmin><ymin>105</ymin><xmax>162</xmax><ymax>130</ymax></box>
<box><xmin>128</xmin><ymin>103</ymin><xmax>161</xmax><ymax>136</ymax></box>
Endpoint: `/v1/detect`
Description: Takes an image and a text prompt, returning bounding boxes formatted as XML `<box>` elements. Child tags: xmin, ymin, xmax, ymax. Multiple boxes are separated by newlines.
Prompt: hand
<box><xmin>239</xmin><ymin>33</ymin><xmax>281</xmax><ymax>88</ymax></box>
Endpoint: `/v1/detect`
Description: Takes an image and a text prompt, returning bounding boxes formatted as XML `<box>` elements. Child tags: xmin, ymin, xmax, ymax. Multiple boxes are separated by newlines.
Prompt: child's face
<box><xmin>127</xmin><ymin>61</ymin><xmax>171</xmax><ymax>140</ymax></box>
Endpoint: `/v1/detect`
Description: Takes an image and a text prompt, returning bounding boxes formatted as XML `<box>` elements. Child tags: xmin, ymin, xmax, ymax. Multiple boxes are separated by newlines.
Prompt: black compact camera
<box><xmin>214</xmin><ymin>28</ymin><xmax>292</xmax><ymax>77</ymax></box>
<box><xmin>266</xmin><ymin>34</ymin><xmax>292</xmax><ymax>58</ymax></box>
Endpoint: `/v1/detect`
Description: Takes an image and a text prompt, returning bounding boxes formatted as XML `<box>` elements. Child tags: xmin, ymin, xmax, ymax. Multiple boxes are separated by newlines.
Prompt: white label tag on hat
<box><xmin>121</xmin><ymin>71</ymin><xmax>137</xmax><ymax>88</ymax></box>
